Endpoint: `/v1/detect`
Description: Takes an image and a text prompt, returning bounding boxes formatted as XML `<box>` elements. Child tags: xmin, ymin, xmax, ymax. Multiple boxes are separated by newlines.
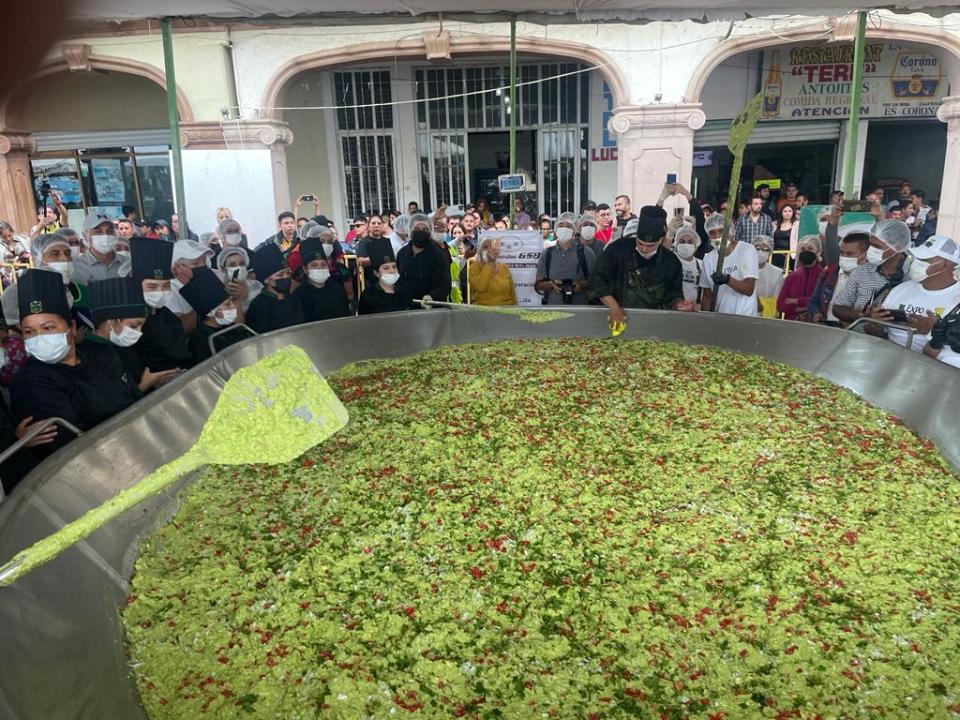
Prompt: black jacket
<box><xmin>245</xmin><ymin>290</ymin><xmax>305</xmax><ymax>334</ymax></box>
<box><xmin>396</xmin><ymin>243</ymin><xmax>450</xmax><ymax>302</ymax></box>
<box><xmin>138</xmin><ymin>307</ymin><xmax>193</xmax><ymax>371</ymax></box>
<box><xmin>358</xmin><ymin>284</ymin><xmax>412</xmax><ymax>315</ymax></box>
<box><xmin>9</xmin><ymin>344</ymin><xmax>139</xmax><ymax>459</ymax></box>
<box><xmin>590</xmin><ymin>243</ymin><xmax>684</xmax><ymax>310</ymax></box>
<box><xmin>294</xmin><ymin>280</ymin><xmax>352</xmax><ymax>323</ymax></box>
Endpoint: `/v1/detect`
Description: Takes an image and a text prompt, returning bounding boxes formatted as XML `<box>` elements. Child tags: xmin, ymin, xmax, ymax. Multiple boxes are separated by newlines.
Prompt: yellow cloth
<box><xmin>468</xmin><ymin>262</ymin><xmax>516</xmax><ymax>306</ymax></box>
<box><xmin>759</xmin><ymin>296</ymin><xmax>778</xmax><ymax>318</ymax></box>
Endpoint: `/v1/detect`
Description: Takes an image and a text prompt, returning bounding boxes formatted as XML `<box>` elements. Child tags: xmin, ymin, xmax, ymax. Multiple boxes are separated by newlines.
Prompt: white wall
<box><xmin>699</xmin><ymin>52</ymin><xmax>761</xmax><ymax>120</ymax></box>
<box><xmin>182</xmin><ymin>148</ymin><xmax>278</xmax><ymax>244</ymax></box>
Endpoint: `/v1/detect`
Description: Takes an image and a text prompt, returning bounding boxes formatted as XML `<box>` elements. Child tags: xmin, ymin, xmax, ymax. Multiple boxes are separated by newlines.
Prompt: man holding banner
<box><xmin>590</xmin><ymin>207</ymin><xmax>695</xmax><ymax>328</ymax></box>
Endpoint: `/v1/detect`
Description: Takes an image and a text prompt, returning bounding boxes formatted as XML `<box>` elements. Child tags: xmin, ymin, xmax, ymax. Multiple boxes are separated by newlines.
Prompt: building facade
<box><xmin>1</xmin><ymin>11</ymin><xmax>959</xmax><ymax>243</ymax></box>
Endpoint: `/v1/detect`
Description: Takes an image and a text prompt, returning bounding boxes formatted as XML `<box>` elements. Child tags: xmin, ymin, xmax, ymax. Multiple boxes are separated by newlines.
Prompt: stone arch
<box><xmin>0</xmin><ymin>52</ymin><xmax>194</xmax><ymax>131</ymax></box>
<box><xmin>685</xmin><ymin>17</ymin><xmax>960</xmax><ymax>104</ymax></box>
<box><xmin>260</xmin><ymin>34</ymin><xmax>629</xmax><ymax>120</ymax></box>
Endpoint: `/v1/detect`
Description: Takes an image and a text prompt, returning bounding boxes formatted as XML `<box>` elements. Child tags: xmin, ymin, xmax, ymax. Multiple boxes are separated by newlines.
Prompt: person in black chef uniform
<box><xmin>396</xmin><ymin>213</ymin><xmax>450</xmax><ymax>303</ymax></box>
<box><xmin>294</xmin><ymin>236</ymin><xmax>352</xmax><ymax>322</ymax></box>
<box><xmin>180</xmin><ymin>267</ymin><xmax>252</xmax><ymax>364</ymax></box>
<box><xmin>132</xmin><ymin>238</ymin><xmax>194</xmax><ymax>373</ymax></box>
<box><xmin>10</xmin><ymin>269</ymin><xmax>139</xmax><ymax>459</ymax></box>
<box><xmin>87</xmin><ymin>277</ymin><xmax>178</xmax><ymax>394</ymax></box>
<box><xmin>358</xmin><ymin>247</ymin><xmax>412</xmax><ymax>315</ymax></box>
<box><xmin>245</xmin><ymin>242</ymin><xmax>305</xmax><ymax>334</ymax></box>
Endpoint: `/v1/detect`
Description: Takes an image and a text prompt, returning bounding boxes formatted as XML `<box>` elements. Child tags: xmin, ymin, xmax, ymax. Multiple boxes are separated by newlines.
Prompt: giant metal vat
<box><xmin>0</xmin><ymin>308</ymin><xmax>957</xmax><ymax>719</ymax></box>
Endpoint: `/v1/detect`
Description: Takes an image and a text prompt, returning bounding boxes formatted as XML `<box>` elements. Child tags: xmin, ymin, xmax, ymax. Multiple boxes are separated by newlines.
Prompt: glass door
<box><xmin>420</xmin><ymin>132</ymin><xmax>468</xmax><ymax>210</ymax></box>
<box><xmin>540</xmin><ymin>128</ymin><xmax>579</xmax><ymax>218</ymax></box>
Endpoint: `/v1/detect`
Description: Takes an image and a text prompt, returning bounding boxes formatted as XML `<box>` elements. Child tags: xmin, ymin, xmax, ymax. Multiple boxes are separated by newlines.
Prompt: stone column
<box><xmin>936</xmin><ymin>96</ymin><xmax>960</xmax><ymax>241</ymax></box>
<box><xmin>179</xmin><ymin>120</ymin><xmax>294</xmax><ymax>243</ymax></box>
<box><xmin>608</xmin><ymin>103</ymin><xmax>706</xmax><ymax>209</ymax></box>
<box><xmin>0</xmin><ymin>131</ymin><xmax>38</xmax><ymax>233</ymax></box>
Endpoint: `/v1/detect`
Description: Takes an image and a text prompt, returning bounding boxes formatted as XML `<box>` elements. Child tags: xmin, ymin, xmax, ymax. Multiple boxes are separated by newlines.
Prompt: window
<box><xmin>334</xmin><ymin>70</ymin><xmax>398</xmax><ymax>218</ymax></box>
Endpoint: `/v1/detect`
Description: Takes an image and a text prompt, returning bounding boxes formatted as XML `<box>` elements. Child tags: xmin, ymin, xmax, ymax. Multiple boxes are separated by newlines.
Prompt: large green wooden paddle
<box><xmin>0</xmin><ymin>345</ymin><xmax>349</xmax><ymax>587</ymax></box>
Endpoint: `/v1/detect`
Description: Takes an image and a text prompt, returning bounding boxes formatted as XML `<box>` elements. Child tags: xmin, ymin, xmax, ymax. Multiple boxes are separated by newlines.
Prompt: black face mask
<box><xmin>799</xmin><ymin>250</ymin><xmax>818</xmax><ymax>267</ymax></box>
<box><xmin>272</xmin><ymin>278</ymin><xmax>292</xmax><ymax>294</ymax></box>
<box><xmin>412</xmin><ymin>230</ymin><xmax>431</xmax><ymax>248</ymax></box>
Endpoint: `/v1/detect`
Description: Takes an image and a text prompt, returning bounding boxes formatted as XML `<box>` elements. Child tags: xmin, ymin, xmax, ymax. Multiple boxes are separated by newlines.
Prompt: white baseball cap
<box><xmin>82</xmin><ymin>211</ymin><xmax>112</xmax><ymax>233</ymax></box>
<box><xmin>911</xmin><ymin>234</ymin><xmax>960</xmax><ymax>264</ymax></box>
<box><xmin>171</xmin><ymin>239</ymin><xmax>214</xmax><ymax>267</ymax></box>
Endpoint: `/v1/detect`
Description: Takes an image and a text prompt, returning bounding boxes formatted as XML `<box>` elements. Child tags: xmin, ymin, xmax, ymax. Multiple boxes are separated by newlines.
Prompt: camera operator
<box><xmin>534</xmin><ymin>212</ymin><xmax>596</xmax><ymax>305</ymax></box>
<box><xmin>923</xmin><ymin>305</ymin><xmax>960</xmax><ymax>369</ymax></box>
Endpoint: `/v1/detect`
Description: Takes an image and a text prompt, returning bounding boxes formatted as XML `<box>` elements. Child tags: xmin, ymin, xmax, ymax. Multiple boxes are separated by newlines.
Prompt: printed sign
<box><xmin>91</xmin><ymin>159</ymin><xmax>127</xmax><ymax>204</ymax></box>
<box><xmin>761</xmin><ymin>43</ymin><xmax>945</xmax><ymax>121</ymax></box>
<box><xmin>477</xmin><ymin>230</ymin><xmax>543</xmax><ymax>306</ymax></box>
<box><xmin>692</xmin><ymin>150</ymin><xmax>714</xmax><ymax>167</ymax></box>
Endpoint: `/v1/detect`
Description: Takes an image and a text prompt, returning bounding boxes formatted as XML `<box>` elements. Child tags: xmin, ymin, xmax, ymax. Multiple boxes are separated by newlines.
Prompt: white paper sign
<box><xmin>476</xmin><ymin>230</ymin><xmax>543</xmax><ymax>306</ymax></box>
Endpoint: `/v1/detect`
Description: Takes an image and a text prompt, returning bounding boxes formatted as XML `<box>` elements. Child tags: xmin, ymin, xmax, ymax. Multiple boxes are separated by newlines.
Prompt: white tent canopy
<box><xmin>72</xmin><ymin>1</ymin><xmax>960</xmax><ymax>23</ymax></box>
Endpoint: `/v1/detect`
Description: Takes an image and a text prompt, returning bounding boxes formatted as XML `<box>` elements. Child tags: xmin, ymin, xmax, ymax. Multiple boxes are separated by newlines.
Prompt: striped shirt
<box><xmin>734</xmin><ymin>213</ymin><xmax>773</xmax><ymax>245</ymax></box>
<box><xmin>831</xmin><ymin>259</ymin><xmax>905</xmax><ymax>312</ymax></box>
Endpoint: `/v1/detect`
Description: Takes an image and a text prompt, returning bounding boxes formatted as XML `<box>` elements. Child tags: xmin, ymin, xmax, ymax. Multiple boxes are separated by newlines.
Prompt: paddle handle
<box><xmin>0</xmin><ymin>451</ymin><xmax>203</xmax><ymax>588</ymax></box>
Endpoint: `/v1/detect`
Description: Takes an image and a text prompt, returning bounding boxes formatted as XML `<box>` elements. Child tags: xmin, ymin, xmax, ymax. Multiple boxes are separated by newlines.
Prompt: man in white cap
<box><xmin>832</xmin><ymin>219</ymin><xmax>912</xmax><ymax>324</ymax></box>
<box><xmin>869</xmin><ymin>235</ymin><xmax>960</xmax><ymax>353</ymax></box>
<box><xmin>72</xmin><ymin>211</ymin><xmax>124</xmax><ymax>285</ymax></box>
<box><xmin>165</xmin><ymin>239</ymin><xmax>214</xmax><ymax>333</ymax></box>
<box><xmin>699</xmin><ymin>215</ymin><xmax>759</xmax><ymax>317</ymax></box>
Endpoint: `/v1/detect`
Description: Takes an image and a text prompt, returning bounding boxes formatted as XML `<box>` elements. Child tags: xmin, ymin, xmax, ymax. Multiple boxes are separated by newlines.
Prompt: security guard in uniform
<box><xmin>10</xmin><ymin>270</ymin><xmax>139</xmax><ymax>459</ymax></box>
<box><xmin>132</xmin><ymin>238</ymin><xmax>193</xmax><ymax>372</ymax></box>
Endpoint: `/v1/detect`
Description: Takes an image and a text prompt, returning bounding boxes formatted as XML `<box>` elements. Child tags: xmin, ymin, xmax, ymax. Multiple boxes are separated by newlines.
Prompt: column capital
<box><xmin>179</xmin><ymin>120</ymin><xmax>294</xmax><ymax>150</ymax></box>
<box><xmin>608</xmin><ymin>103</ymin><xmax>706</xmax><ymax>137</ymax></box>
<box><xmin>0</xmin><ymin>131</ymin><xmax>36</xmax><ymax>155</ymax></box>
<box><xmin>936</xmin><ymin>95</ymin><xmax>960</xmax><ymax>124</ymax></box>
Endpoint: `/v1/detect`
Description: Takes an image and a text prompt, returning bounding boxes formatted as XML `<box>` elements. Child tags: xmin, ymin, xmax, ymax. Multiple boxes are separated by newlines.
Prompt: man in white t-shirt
<box><xmin>673</xmin><ymin>225</ymin><xmax>702</xmax><ymax>303</ymax></box>
<box><xmin>869</xmin><ymin>234</ymin><xmax>960</xmax><ymax>352</ymax></box>
<box><xmin>699</xmin><ymin>225</ymin><xmax>759</xmax><ymax>316</ymax></box>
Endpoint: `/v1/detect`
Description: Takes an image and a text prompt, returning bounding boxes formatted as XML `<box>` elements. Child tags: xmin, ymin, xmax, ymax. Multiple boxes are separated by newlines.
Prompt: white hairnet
<box><xmin>306</xmin><ymin>224</ymin><xmax>333</xmax><ymax>240</ymax></box>
<box><xmin>576</xmin><ymin>214</ymin><xmax>598</xmax><ymax>230</ymax></box>
<box><xmin>675</xmin><ymin>225</ymin><xmax>699</xmax><ymax>243</ymax></box>
<box><xmin>705</xmin><ymin>214</ymin><xmax>725</xmax><ymax>232</ymax></box>
<box><xmin>751</xmin><ymin>234</ymin><xmax>774</xmax><ymax>249</ymax></box>
<box><xmin>798</xmin><ymin>234</ymin><xmax>822</xmax><ymax>255</ymax></box>
<box><xmin>217</xmin><ymin>218</ymin><xmax>242</xmax><ymax>238</ymax></box>
<box><xmin>409</xmin><ymin>213</ymin><xmax>432</xmax><ymax>231</ymax></box>
<box><xmin>217</xmin><ymin>246</ymin><xmax>249</xmax><ymax>268</ymax></box>
<box><xmin>393</xmin><ymin>214</ymin><xmax>411</xmax><ymax>237</ymax></box>
<box><xmin>298</xmin><ymin>220</ymin><xmax>318</xmax><ymax>241</ymax></box>
<box><xmin>30</xmin><ymin>232</ymin><xmax>70</xmax><ymax>265</ymax></box>
<box><xmin>870</xmin><ymin>219</ymin><xmax>911</xmax><ymax>252</ymax></box>
<box><xmin>556</xmin><ymin>212</ymin><xmax>578</xmax><ymax>227</ymax></box>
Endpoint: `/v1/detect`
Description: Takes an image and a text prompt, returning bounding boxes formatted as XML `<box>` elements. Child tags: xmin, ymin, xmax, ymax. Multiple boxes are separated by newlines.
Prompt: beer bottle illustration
<box><xmin>763</xmin><ymin>51</ymin><xmax>782</xmax><ymax>118</ymax></box>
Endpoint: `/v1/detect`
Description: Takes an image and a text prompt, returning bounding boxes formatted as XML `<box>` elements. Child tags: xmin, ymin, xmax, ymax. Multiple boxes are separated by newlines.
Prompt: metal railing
<box><xmin>847</xmin><ymin>316</ymin><xmax>917</xmax><ymax>350</ymax></box>
<box><xmin>207</xmin><ymin>323</ymin><xmax>258</xmax><ymax>356</ymax></box>
<box><xmin>0</xmin><ymin>417</ymin><xmax>84</xmax><ymax>503</ymax></box>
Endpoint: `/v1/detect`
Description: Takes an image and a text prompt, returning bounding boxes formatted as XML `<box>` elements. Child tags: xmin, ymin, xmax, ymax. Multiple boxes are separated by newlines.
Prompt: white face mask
<box><xmin>226</xmin><ymin>266</ymin><xmax>248</xmax><ymax>283</ymax></box>
<box><xmin>322</xmin><ymin>243</ymin><xmax>334</xmax><ymax>257</ymax></box>
<box><xmin>46</xmin><ymin>261</ymin><xmax>73</xmax><ymax>284</ymax></box>
<box><xmin>908</xmin><ymin>258</ymin><xmax>939</xmax><ymax>283</ymax></box>
<box><xmin>143</xmin><ymin>290</ymin><xmax>171</xmax><ymax>309</ymax></box>
<box><xmin>212</xmin><ymin>308</ymin><xmax>237</xmax><ymax>326</ymax></box>
<box><xmin>675</xmin><ymin>243</ymin><xmax>696</xmax><ymax>260</ymax></box>
<box><xmin>380</xmin><ymin>272</ymin><xmax>399</xmax><ymax>287</ymax></box>
<box><xmin>580</xmin><ymin>226</ymin><xmax>596</xmax><ymax>241</ymax></box>
<box><xmin>25</xmin><ymin>332</ymin><xmax>70</xmax><ymax>364</ymax></box>
<box><xmin>555</xmin><ymin>227</ymin><xmax>574</xmax><ymax>244</ymax></box>
<box><xmin>224</xmin><ymin>233</ymin><xmax>242</xmax><ymax>247</ymax></box>
<box><xmin>91</xmin><ymin>234</ymin><xmax>116</xmax><ymax>254</ymax></box>
<box><xmin>638</xmin><ymin>249</ymin><xmax>658</xmax><ymax>260</ymax></box>
<box><xmin>308</xmin><ymin>268</ymin><xmax>330</xmax><ymax>284</ymax></box>
<box><xmin>866</xmin><ymin>246</ymin><xmax>889</xmax><ymax>266</ymax></box>
<box><xmin>109</xmin><ymin>324</ymin><xmax>143</xmax><ymax>347</ymax></box>
<box><xmin>838</xmin><ymin>256</ymin><xmax>861</xmax><ymax>274</ymax></box>
<box><xmin>756</xmin><ymin>250</ymin><xmax>770</xmax><ymax>266</ymax></box>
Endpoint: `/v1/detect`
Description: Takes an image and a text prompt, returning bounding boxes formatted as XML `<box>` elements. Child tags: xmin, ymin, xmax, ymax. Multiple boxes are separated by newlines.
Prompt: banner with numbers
<box><xmin>476</xmin><ymin>230</ymin><xmax>543</xmax><ymax>306</ymax></box>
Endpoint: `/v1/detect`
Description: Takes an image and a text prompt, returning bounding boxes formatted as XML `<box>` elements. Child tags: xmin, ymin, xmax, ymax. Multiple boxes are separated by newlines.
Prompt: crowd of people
<box><xmin>0</xmin><ymin>177</ymin><xmax>957</xmax><ymax>493</ymax></box>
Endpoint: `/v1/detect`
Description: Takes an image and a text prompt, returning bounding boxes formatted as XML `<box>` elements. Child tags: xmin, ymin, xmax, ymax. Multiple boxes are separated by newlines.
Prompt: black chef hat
<box><xmin>179</xmin><ymin>267</ymin><xmax>229</xmax><ymax>317</ymax></box>
<box><xmin>369</xmin><ymin>246</ymin><xmax>396</xmax><ymax>272</ymax></box>
<box><xmin>131</xmin><ymin>237</ymin><xmax>173</xmax><ymax>283</ymax></box>
<box><xmin>636</xmin><ymin>206</ymin><xmax>667</xmax><ymax>244</ymax></box>
<box><xmin>89</xmin><ymin>278</ymin><xmax>148</xmax><ymax>325</ymax></box>
<box><xmin>249</xmin><ymin>242</ymin><xmax>287</xmax><ymax>282</ymax></box>
<box><xmin>299</xmin><ymin>236</ymin><xmax>327</xmax><ymax>266</ymax></box>
<box><xmin>18</xmin><ymin>269</ymin><xmax>71</xmax><ymax>321</ymax></box>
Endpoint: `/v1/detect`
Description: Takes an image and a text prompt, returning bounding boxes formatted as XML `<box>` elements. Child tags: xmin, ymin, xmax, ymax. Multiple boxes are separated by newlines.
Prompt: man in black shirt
<box><xmin>246</xmin><ymin>243</ymin><xmax>305</xmax><ymax>334</ymax></box>
<box><xmin>396</xmin><ymin>214</ymin><xmax>450</xmax><ymax>303</ymax></box>
<box><xmin>591</xmin><ymin>206</ymin><xmax>696</xmax><ymax>328</ymax></box>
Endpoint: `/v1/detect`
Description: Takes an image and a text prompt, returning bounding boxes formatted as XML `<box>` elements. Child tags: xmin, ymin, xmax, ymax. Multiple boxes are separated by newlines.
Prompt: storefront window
<box><xmin>30</xmin><ymin>147</ymin><xmax>173</xmax><ymax>223</ymax></box>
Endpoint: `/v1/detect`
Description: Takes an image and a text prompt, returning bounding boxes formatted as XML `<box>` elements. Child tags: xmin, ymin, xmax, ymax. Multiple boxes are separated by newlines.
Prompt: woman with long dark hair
<box><xmin>772</xmin><ymin>204</ymin><xmax>798</xmax><ymax>270</ymax></box>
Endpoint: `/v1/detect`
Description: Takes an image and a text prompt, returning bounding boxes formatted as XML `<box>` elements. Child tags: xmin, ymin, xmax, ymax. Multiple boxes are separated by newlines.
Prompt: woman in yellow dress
<box><xmin>468</xmin><ymin>237</ymin><xmax>516</xmax><ymax>306</ymax></box>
